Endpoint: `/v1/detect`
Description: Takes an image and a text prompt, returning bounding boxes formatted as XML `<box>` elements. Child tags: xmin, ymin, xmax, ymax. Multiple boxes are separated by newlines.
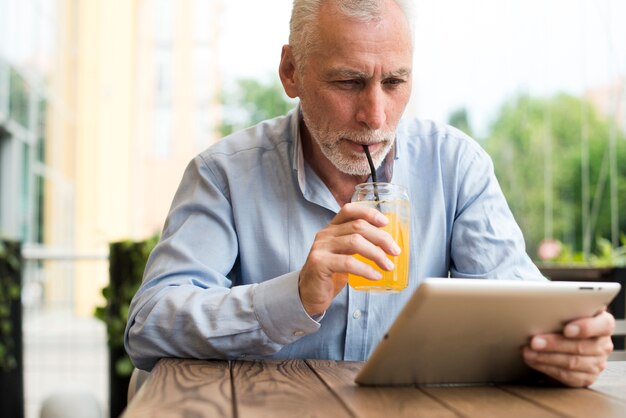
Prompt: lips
<box><xmin>344</xmin><ymin>139</ymin><xmax>384</xmax><ymax>154</ymax></box>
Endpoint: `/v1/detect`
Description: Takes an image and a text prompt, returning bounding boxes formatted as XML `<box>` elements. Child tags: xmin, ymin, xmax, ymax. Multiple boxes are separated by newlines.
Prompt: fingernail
<box><xmin>564</xmin><ymin>324</ymin><xmax>580</xmax><ymax>338</ymax></box>
<box><xmin>532</xmin><ymin>337</ymin><xmax>547</xmax><ymax>350</ymax></box>
<box><xmin>391</xmin><ymin>242</ymin><xmax>401</xmax><ymax>255</ymax></box>
<box><xmin>376</xmin><ymin>213</ymin><xmax>388</xmax><ymax>224</ymax></box>
<box><xmin>384</xmin><ymin>258</ymin><xmax>394</xmax><ymax>270</ymax></box>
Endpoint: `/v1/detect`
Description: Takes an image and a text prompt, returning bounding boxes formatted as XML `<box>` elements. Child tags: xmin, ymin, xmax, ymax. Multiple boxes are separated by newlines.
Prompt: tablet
<box><xmin>355</xmin><ymin>278</ymin><xmax>621</xmax><ymax>386</ymax></box>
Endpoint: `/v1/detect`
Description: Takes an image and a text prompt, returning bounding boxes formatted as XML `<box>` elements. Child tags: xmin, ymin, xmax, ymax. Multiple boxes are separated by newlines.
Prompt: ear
<box><xmin>279</xmin><ymin>45</ymin><xmax>300</xmax><ymax>99</ymax></box>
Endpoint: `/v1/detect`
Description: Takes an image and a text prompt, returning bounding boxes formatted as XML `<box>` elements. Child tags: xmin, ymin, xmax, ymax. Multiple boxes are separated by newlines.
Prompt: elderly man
<box><xmin>125</xmin><ymin>0</ymin><xmax>614</xmax><ymax>387</ymax></box>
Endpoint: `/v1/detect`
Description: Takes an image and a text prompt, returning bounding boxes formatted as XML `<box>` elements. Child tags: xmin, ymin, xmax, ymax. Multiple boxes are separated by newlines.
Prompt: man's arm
<box><xmin>124</xmin><ymin>156</ymin><xmax>399</xmax><ymax>370</ymax></box>
<box><xmin>124</xmin><ymin>156</ymin><xmax>321</xmax><ymax>371</ymax></box>
<box><xmin>448</xmin><ymin>140</ymin><xmax>544</xmax><ymax>280</ymax></box>
<box><xmin>447</xmin><ymin>139</ymin><xmax>614</xmax><ymax>386</ymax></box>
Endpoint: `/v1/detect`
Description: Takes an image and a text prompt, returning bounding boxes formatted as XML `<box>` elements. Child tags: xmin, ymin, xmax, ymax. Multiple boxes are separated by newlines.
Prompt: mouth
<box><xmin>343</xmin><ymin>139</ymin><xmax>384</xmax><ymax>155</ymax></box>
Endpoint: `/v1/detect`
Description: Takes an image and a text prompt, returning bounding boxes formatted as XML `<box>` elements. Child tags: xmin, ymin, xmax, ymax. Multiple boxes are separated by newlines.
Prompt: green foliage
<box><xmin>545</xmin><ymin>235</ymin><xmax>626</xmax><ymax>267</ymax></box>
<box><xmin>483</xmin><ymin>93</ymin><xmax>626</xmax><ymax>259</ymax></box>
<box><xmin>448</xmin><ymin>107</ymin><xmax>474</xmax><ymax>138</ymax></box>
<box><xmin>0</xmin><ymin>240</ymin><xmax>21</xmax><ymax>372</ymax></box>
<box><xmin>590</xmin><ymin>235</ymin><xmax>626</xmax><ymax>267</ymax></box>
<box><xmin>94</xmin><ymin>235</ymin><xmax>159</xmax><ymax>377</ymax></box>
<box><xmin>218</xmin><ymin>77</ymin><xmax>296</xmax><ymax>137</ymax></box>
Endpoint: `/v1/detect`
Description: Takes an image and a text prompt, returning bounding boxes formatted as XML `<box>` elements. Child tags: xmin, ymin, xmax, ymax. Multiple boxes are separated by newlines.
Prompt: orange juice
<box><xmin>348</xmin><ymin>200</ymin><xmax>410</xmax><ymax>292</ymax></box>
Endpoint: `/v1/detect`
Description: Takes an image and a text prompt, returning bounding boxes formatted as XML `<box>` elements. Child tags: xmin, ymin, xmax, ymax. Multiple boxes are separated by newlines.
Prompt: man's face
<box><xmin>295</xmin><ymin>1</ymin><xmax>413</xmax><ymax>176</ymax></box>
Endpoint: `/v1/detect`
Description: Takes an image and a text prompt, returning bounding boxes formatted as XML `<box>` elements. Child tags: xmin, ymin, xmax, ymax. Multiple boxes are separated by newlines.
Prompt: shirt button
<box><xmin>352</xmin><ymin>309</ymin><xmax>362</xmax><ymax>319</ymax></box>
<box><xmin>293</xmin><ymin>330</ymin><xmax>305</xmax><ymax>337</ymax></box>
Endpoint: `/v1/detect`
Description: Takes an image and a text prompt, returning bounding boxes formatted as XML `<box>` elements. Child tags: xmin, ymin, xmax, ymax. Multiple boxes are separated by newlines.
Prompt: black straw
<box><xmin>363</xmin><ymin>144</ymin><xmax>377</xmax><ymax>183</ymax></box>
<box><xmin>362</xmin><ymin>145</ymin><xmax>381</xmax><ymax>207</ymax></box>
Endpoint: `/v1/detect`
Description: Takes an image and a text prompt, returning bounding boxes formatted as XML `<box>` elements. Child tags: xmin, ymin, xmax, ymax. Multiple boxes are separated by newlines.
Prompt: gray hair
<box><xmin>289</xmin><ymin>0</ymin><xmax>415</xmax><ymax>67</ymax></box>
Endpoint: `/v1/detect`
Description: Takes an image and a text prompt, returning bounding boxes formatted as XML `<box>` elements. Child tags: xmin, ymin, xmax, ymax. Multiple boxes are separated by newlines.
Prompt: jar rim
<box><xmin>355</xmin><ymin>182</ymin><xmax>407</xmax><ymax>190</ymax></box>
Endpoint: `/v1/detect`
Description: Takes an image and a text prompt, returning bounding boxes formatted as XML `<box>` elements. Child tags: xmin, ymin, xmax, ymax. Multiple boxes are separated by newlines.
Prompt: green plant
<box><xmin>94</xmin><ymin>235</ymin><xmax>158</xmax><ymax>377</ymax></box>
<box><xmin>589</xmin><ymin>235</ymin><xmax>626</xmax><ymax>267</ymax></box>
<box><xmin>218</xmin><ymin>77</ymin><xmax>295</xmax><ymax>137</ymax></box>
<box><xmin>0</xmin><ymin>240</ymin><xmax>21</xmax><ymax>372</ymax></box>
<box><xmin>484</xmin><ymin>93</ymin><xmax>626</xmax><ymax>257</ymax></box>
<box><xmin>542</xmin><ymin>234</ymin><xmax>626</xmax><ymax>267</ymax></box>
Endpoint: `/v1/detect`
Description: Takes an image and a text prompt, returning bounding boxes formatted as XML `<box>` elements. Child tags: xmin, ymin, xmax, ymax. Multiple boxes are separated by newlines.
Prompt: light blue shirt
<box><xmin>125</xmin><ymin>104</ymin><xmax>544</xmax><ymax>371</ymax></box>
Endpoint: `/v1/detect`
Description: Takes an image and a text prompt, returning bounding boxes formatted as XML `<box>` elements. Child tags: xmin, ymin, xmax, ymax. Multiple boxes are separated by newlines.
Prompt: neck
<box><xmin>301</xmin><ymin>125</ymin><xmax>368</xmax><ymax>207</ymax></box>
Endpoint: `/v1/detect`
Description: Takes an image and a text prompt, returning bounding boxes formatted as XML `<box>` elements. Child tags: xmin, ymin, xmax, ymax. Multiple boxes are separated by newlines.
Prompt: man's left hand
<box><xmin>523</xmin><ymin>310</ymin><xmax>615</xmax><ymax>387</ymax></box>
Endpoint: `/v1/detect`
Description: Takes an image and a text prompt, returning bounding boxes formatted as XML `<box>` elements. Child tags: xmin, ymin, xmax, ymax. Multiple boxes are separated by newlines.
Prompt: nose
<box><xmin>356</xmin><ymin>85</ymin><xmax>386</xmax><ymax>131</ymax></box>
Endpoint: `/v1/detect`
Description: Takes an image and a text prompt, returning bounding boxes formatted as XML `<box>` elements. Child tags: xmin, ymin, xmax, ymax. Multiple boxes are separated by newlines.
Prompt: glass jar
<box><xmin>349</xmin><ymin>182</ymin><xmax>410</xmax><ymax>292</ymax></box>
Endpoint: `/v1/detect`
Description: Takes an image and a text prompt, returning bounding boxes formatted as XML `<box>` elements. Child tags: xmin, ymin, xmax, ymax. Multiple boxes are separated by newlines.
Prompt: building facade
<box><xmin>0</xmin><ymin>0</ymin><xmax>222</xmax><ymax>316</ymax></box>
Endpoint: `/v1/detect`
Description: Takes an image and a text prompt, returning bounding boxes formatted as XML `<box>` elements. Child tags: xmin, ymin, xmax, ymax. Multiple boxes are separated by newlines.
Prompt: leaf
<box><xmin>96</xmin><ymin>237</ymin><xmax>158</xmax><ymax>350</ymax></box>
<box><xmin>115</xmin><ymin>355</ymin><xmax>135</xmax><ymax>377</ymax></box>
<box><xmin>483</xmin><ymin>93</ymin><xmax>626</xmax><ymax>260</ymax></box>
<box><xmin>0</xmin><ymin>239</ymin><xmax>20</xmax><ymax>372</ymax></box>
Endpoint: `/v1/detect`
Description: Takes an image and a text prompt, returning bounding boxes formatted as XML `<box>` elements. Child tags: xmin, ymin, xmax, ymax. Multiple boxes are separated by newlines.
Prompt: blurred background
<box><xmin>0</xmin><ymin>0</ymin><xmax>625</xmax><ymax>417</ymax></box>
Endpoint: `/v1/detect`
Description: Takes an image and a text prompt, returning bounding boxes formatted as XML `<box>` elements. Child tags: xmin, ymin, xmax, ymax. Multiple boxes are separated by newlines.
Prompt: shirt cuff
<box><xmin>253</xmin><ymin>270</ymin><xmax>321</xmax><ymax>345</ymax></box>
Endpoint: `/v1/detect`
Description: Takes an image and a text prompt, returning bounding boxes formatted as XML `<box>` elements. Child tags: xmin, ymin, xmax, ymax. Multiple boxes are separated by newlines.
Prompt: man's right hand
<box><xmin>298</xmin><ymin>202</ymin><xmax>401</xmax><ymax>317</ymax></box>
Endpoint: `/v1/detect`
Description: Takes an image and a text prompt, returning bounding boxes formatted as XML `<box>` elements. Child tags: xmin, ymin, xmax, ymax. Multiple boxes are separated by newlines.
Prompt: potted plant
<box><xmin>95</xmin><ymin>236</ymin><xmax>158</xmax><ymax>418</ymax></box>
<box><xmin>538</xmin><ymin>236</ymin><xmax>626</xmax><ymax>350</ymax></box>
<box><xmin>0</xmin><ymin>239</ymin><xmax>24</xmax><ymax>418</ymax></box>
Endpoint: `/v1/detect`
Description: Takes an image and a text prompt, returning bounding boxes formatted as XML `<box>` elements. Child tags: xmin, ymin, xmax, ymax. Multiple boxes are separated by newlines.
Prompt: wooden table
<box><xmin>123</xmin><ymin>359</ymin><xmax>626</xmax><ymax>418</ymax></box>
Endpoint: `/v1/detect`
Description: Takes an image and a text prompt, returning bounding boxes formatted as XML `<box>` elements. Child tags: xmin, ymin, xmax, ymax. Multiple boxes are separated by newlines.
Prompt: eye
<box><xmin>335</xmin><ymin>79</ymin><xmax>363</xmax><ymax>89</ymax></box>
<box><xmin>383</xmin><ymin>78</ymin><xmax>405</xmax><ymax>87</ymax></box>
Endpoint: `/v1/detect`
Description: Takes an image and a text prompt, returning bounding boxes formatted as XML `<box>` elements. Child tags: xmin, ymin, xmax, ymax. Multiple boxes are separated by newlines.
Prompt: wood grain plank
<box><xmin>423</xmin><ymin>386</ymin><xmax>563</xmax><ymax>418</ymax></box>
<box><xmin>590</xmin><ymin>361</ymin><xmax>626</xmax><ymax>402</ymax></box>
<box><xmin>503</xmin><ymin>385</ymin><xmax>626</xmax><ymax>418</ymax></box>
<box><xmin>232</xmin><ymin>359</ymin><xmax>352</xmax><ymax>418</ymax></box>
<box><xmin>306</xmin><ymin>360</ymin><xmax>459</xmax><ymax>418</ymax></box>
<box><xmin>122</xmin><ymin>358</ymin><xmax>233</xmax><ymax>418</ymax></box>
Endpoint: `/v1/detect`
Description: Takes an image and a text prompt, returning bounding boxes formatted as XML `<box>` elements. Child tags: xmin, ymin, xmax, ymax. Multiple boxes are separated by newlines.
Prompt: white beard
<box><xmin>301</xmin><ymin>110</ymin><xmax>395</xmax><ymax>176</ymax></box>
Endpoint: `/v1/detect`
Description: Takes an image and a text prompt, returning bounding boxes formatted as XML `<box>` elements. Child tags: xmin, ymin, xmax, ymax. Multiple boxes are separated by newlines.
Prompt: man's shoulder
<box><xmin>398</xmin><ymin>117</ymin><xmax>474</xmax><ymax>143</ymax></box>
<box><xmin>199</xmin><ymin>110</ymin><xmax>296</xmax><ymax>162</ymax></box>
<box><xmin>397</xmin><ymin>117</ymin><xmax>486</xmax><ymax>158</ymax></box>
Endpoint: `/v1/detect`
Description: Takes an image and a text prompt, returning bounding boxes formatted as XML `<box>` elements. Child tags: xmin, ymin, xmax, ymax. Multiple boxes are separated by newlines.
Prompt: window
<box><xmin>0</xmin><ymin>0</ymin><xmax>7</xmax><ymax>59</ymax></box>
<box><xmin>8</xmin><ymin>67</ymin><xmax>30</xmax><ymax>128</ymax></box>
<box><xmin>20</xmin><ymin>141</ymin><xmax>30</xmax><ymax>241</ymax></box>
<box><xmin>0</xmin><ymin>127</ymin><xmax>10</xmax><ymax>234</ymax></box>
<box><xmin>153</xmin><ymin>0</ymin><xmax>175</xmax><ymax>158</ymax></box>
<box><xmin>154</xmin><ymin>48</ymin><xmax>173</xmax><ymax>105</ymax></box>
<box><xmin>194</xmin><ymin>107</ymin><xmax>212</xmax><ymax>151</ymax></box>
<box><xmin>193</xmin><ymin>0</ymin><xmax>213</xmax><ymax>43</ymax></box>
<box><xmin>193</xmin><ymin>48</ymin><xmax>212</xmax><ymax>105</ymax></box>
<box><xmin>0</xmin><ymin>59</ymin><xmax>8</xmax><ymax>120</ymax></box>
<box><xmin>154</xmin><ymin>0</ymin><xmax>175</xmax><ymax>44</ymax></box>
<box><xmin>35</xmin><ymin>97</ymin><xmax>45</xmax><ymax>163</ymax></box>
<box><xmin>153</xmin><ymin>47</ymin><xmax>173</xmax><ymax>158</ymax></box>
<box><xmin>154</xmin><ymin>106</ymin><xmax>171</xmax><ymax>159</ymax></box>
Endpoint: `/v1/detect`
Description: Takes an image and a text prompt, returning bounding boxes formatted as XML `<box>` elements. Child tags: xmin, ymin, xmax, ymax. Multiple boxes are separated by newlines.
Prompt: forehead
<box><xmin>309</xmin><ymin>1</ymin><xmax>413</xmax><ymax>73</ymax></box>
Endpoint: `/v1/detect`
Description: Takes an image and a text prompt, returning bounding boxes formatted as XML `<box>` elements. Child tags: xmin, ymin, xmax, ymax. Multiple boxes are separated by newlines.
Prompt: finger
<box><xmin>326</xmin><ymin>253</ymin><xmax>384</xmax><ymax>280</ymax></box>
<box><xmin>524</xmin><ymin>361</ymin><xmax>598</xmax><ymax>388</ymax></box>
<box><xmin>336</xmin><ymin>234</ymin><xmax>395</xmax><ymax>272</ymax></box>
<box><xmin>332</xmin><ymin>219</ymin><xmax>401</xmax><ymax>257</ymax></box>
<box><xmin>523</xmin><ymin>346</ymin><xmax>607</xmax><ymax>374</ymax></box>
<box><xmin>563</xmin><ymin>310</ymin><xmax>615</xmax><ymax>339</ymax></box>
<box><xmin>332</xmin><ymin>202</ymin><xmax>388</xmax><ymax>227</ymax></box>
<box><xmin>326</xmin><ymin>234</ymin><xmax>392</xmax><ymax>274</ymax></box>
<box><xmin>529</xmin><ymin>334</ymin><xmax>614</xmax><ymax>356</ymax></box>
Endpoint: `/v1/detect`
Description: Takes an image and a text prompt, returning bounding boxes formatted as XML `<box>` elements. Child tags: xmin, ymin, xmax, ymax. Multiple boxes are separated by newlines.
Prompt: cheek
<box><xmin>308</xmin><ymin>91</ymin><xmax>355</xmax><ymax>126</ymax></box>
<box><xmin>326</xmin><ymin>94</ymin><xmax>358</xmax><ymax>122</ymax></box>
<box><xmin>388</xmin><ymin>90</ymin><xmax>411</xmax><ymax>124</ymax></box>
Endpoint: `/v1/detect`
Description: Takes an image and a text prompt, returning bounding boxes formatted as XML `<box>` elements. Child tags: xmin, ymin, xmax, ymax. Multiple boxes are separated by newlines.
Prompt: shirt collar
<box><xmin>290</xmin><ymin>103</ymin><xmax>307</xmax><ymax>192</ymax></box>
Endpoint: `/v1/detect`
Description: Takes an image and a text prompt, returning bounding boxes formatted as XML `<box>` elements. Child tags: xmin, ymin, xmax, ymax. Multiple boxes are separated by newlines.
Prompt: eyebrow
<box><xmin>324</xmin><ymin>67</ymin><xmax>411</xmax><ymax>79</ymax></box>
